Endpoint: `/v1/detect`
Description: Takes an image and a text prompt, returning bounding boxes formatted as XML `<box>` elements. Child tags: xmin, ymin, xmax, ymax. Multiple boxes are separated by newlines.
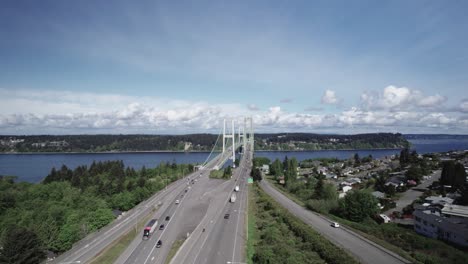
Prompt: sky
<box><xmin>1</xmin><ymin>0</ymin><xmax>468</xmax><ymax>135</ymax></box>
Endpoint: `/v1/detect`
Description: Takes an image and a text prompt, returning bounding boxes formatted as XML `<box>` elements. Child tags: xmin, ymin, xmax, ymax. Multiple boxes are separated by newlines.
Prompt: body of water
<box><xmin>1</xmin><ymin>139</ymin><xmax>468</xmax><ymax>183</ymax></box>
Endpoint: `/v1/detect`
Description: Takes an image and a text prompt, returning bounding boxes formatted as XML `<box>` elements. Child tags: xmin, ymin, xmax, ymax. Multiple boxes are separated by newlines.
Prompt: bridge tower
<box><xmin>244</xmin><ymin>117</ymin><xmax>254</xmax><ymax>157</ymax></box>
<box><xmin>223</xmin><ymin>119</ymin><xmax>236</xmax><ymax>164</ymax></box>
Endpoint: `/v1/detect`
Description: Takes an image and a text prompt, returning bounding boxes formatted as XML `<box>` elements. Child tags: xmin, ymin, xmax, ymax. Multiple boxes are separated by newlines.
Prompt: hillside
<box><xmin>0</xmin><ymin>133</ymin><xmax>409</xmax><ymax>153</ymax></box>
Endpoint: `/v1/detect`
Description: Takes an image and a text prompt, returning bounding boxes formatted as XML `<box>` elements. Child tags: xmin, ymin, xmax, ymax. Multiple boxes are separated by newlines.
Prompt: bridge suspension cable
<box><xmin>201</xmin><ymin>126</ymin><xmax>223</xmax><ymax>167</ymax></box>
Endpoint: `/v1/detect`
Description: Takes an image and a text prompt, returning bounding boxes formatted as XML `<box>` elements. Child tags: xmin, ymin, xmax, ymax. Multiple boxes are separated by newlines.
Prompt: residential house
<box><xmin>385</xmin><ymin>175</ymin><xmax>406</xmax><ymax>188</ymax></box>
<box><xmin>372</xmin><ymin>191</ymin><xmax>385</xmax><ymax>199</ymax></box>
<box><xmin>424</xmin><ymin>196</ymin><xmax>454</xmax><ymax>207</ymax></box>
<box><xmin>413</xmin><ymin>204</ymin><xmax>468</xmax><ymax>247</ymax></box>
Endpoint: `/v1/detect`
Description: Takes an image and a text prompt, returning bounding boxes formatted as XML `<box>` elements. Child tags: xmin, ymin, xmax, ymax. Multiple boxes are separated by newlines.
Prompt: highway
<box><xmin>114</xmin><ymin>145</ymin><xmax>250</xmax><ymax>264</ymax></box>
<box><xmin>50</xmin><ymin>150</ymin><xmax>231</xmax><ymax>264</ymax></box>
<box><xmin>168</xmin><ymin>146</ymin><xmax>251</xmax><ymax>264</ymax></box>
<box><xmin>259</xmin><ymin>180</ymin><xmax>412</xmax><ymax>264</ymax></box>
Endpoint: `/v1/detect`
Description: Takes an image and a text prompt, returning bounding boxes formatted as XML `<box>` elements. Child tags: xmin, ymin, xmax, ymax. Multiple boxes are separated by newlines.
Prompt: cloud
<box><xmin>304</xmin><ymin>106</ymin><xmax>324</xmax><ymax>112</ymax></box>
<box><xmin>360</xmin><ymin>85</ymin><xmax>448</xmax><ymax>111</ymax></box>
<box><xmin>321</xmin><ymin>89</ymin><xmax>339</xmax><ymax>105</ymax></box>
<box><xmin>247</xmin><ymin>104</ymin><xmax>259</xmax><ymax>111</ymax></box>
<box><xmin>0</xmin><ymin>88</ymin><xmax>467</xmax><ymax>134</ymax></box>
<box><xmin>459</xmin><ymin>99</ymin><xmax>468</xmax><ymax>113</ymax></box>
<box><xmin>280</xmin><ymin>98</ymin><xmax>293</xmax><ymax>103</ymax></box>
<box><xmin>417</xmin><ymin>94</ymin><xmax>447</xmax><ymax>107</ymax></box>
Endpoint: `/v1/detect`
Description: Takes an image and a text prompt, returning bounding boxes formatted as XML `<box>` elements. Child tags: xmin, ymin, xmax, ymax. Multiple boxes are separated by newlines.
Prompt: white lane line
<box><xmin>63</xmin><ymin>174</ymin><xmax>189</xmax><ymax>262</ymax></box>
<box><xmin>143</xmin><ymin>182</ymin><xmax>192</xmax><ymax>264</ymax></box>
<box><xmin>192</xmin><ymin>160</ymin><xmax>248</xmax><ymax>264</ymax></box>
<box><xmin>231</xmin><ymin>171</ymin><xmax>247</xmax><ymax>262</ymax></box>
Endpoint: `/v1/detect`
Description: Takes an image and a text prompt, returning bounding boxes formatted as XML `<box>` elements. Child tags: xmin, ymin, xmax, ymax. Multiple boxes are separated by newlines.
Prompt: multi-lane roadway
<box><xmin>169</xmin><ymin>147</ymin><xmax>251</xmax><ymax>264</ymax></box>
<box><xmin>51</xmin><ymin>150</ymin><xmax>233</xmax><ymax>264</ymax></box>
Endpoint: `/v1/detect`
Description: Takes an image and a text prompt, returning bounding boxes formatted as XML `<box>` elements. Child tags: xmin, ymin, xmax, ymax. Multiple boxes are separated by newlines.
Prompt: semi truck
<box><xmin>143</xmin><ymin>219</ymin><xmax>158</xmax><ymax>240</ymax></box>
<box><xmin>234</xmin><ymin>186</ymin><xmax>239</xmax><ymax>192</ymax></box>
<box><xmin>230</xmin><ymin>193</ymin><xmax>237</xmax><ymax>203</ymax></box>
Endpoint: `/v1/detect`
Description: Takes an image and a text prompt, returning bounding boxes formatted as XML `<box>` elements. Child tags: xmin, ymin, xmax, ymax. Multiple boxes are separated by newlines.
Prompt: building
<box><xmin>342</xmin><ymin>186</ymin><xmax>353</xmax><ymax>193</ymax></box>
<box><xmin>424</xmin><ymin>196</ymin><xmax>454</xmax><ymax>207</ymax></box>
<box><xmin>413</xmin><ymin>205</ymin><xmax>468</xmax><ymax>247</ymax></box>
<box><xmin>372</xmin><ymin>191</ymin><xmax>385</xmax><ymax>199</ymax></box>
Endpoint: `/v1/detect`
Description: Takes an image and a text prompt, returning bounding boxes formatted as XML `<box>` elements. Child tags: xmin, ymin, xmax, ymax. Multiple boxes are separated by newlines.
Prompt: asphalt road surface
<box><xmin>50</xmin><ymin>151</ymin><xmax>231</xmax><ymax>264</ymax></box>
<box><xmin>169</xmin><ymin>147</ymin><xmax>251</xmax><ymax>264</ymax></box>
<box><xmin>259</xmin><ymin>180</ymin><xmax>411</xmax><ymax>264</ymax></box>
<box><xmin>385</xmin><ymin>169</ymin><xmax>441</xmax><ymax>216</ymax></box>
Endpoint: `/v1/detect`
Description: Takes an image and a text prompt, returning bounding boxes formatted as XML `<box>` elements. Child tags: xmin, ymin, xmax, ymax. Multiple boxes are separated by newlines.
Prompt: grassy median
<box><xmin>90</xmin><ymin>209</ymin><xmax>156</xmax><ymax>264</ymax></box>
<box><xmin>165</xmin><ymin>238</ymin><xmax>186</xmax><ymax>264</ymax></box>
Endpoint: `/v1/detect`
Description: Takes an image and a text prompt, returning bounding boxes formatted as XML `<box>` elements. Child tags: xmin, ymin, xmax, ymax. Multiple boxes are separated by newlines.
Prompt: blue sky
<box><xmin>1</xmin><ymin>0</ymin><xmax>467</xmax><ymax>134</ymax></box>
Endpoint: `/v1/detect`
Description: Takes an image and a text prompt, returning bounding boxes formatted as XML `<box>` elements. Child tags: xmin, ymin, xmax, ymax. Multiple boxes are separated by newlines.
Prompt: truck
<box><xmin>230</xmin><ymin>193</ymin><xmax>237</xmax><ymax>203</ymax></box>
<box><xmin>143</xmin><ymin>219</ymin><xmax>158</xmax><ymax>240</ymax></box>
<box><xmin>234</xmin><ymin>185</ymin><xmax>239</xmax><ymax>192</ymax></box>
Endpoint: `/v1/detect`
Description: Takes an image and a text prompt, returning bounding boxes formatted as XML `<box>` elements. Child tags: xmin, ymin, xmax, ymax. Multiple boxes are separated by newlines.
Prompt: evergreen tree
<box><xmin>339</xmin><ymin>190</ymin><xmax>379</xmax><ymax>222</ymax></box>
<box><xmin>0</xmin><ymin>226</ymin><xmax>45</xmax><ymax>264</ymax></box>
<box><xmin>399</xmin><ymin>148</ymin><xmax>410</xmax><ymax>165</ymax></box>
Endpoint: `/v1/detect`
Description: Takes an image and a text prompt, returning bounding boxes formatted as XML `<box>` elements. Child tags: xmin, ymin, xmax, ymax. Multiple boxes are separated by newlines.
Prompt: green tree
<box><xmin>320</xmin><ymin>183</ymin><xmax>338</xmax><ymax>200</ymax></box>
<box><xmin>399</xmin><ymin>148</ymin><xmax>410</xmax><ymax>165</ymax></box>
<box><xmin>251</xmin><ymin>168</ymin><xmax>262</xmax><ymax>182</ymax></box>
<box><xmin>86</xmin><ymin>208</ymin><xmax>115</xmax><ymax>231</ymax></box>
<box><xmin>339</xmin><ymin>190</ymin><xmax>378</xmax><ymax>222</ymax></box>
<box><xmin>0</xmin><ymin>226</ymin><xmax>45</xmax><ymax>264</ymax></box>
<box><xmin>270</xmin><ymin>158</ymin><xmax>283</xmax><ymax>178</ymax></box>
<box><xmin>353</xmin><ymin>153</ymin><xmax>361</xmax><ymax>166</ymax></box>
<box><xmin>441</xmin><ymin>161</ymin><xmax>466</xmax><ymax>190</ymax></box>
<box><xmin>406</xmin><ymin>165</ymin><xmax>423</xmax><ymax>182</ymax></box>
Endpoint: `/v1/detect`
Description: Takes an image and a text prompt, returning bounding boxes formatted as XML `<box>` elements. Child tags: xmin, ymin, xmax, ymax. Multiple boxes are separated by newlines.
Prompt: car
<box><xmin>165</xmin><ymin>216</ymin><xmax>170</xmax><ymax>221</ymax></box>
<box><xmin>331</xmin><ymin>222</ymin><xmax>340</xmax><ymax>228</ymax></box>
<box><xmin>185</xmin><ymin>189</ymin><xmax>188</xmax><ymax>193</ymax></box>
<box><xmin>156</xmin><ymin>240</ymin><xmax>162</xmax><ymax>248</ymax></box>
<box><xmin>224</xmin><ymin>213</ymin><xmax>230</xmax><ymax>219</ymax></box>
<box><xmin>175</xmin><ymin>200</ymin><xmax>180</xmax><ymax>204</ymax></box>
<box><xmin>159</xmin><ymin>224</ymin><xmax>165</xmax><ymax>230</ymax></box>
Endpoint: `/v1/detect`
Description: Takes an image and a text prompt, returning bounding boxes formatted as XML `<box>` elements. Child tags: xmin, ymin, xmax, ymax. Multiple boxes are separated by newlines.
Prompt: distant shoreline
<box><xmin>0</xmin><ymin>147</ymin><xmax>405</xmax><ymax>155</ymax></box>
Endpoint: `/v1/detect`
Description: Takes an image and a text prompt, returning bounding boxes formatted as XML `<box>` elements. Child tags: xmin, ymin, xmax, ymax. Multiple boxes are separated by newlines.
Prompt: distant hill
<box><xmin>404</xmin><ymin>134</ymin><xmax>468</xmax><ymax>140</ymax></box>
<box><xmin>0</xmin><ymin>133</ymin><xmax>409</xmax><ymax>153</ymax></box>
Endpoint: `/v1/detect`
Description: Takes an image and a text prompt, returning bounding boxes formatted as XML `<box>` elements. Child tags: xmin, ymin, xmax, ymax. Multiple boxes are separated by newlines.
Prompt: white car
<box><xmin>331</xmin><ymin>222</ymin><xmax>340</xmax><ymax>228</ymax></box>
<box><xmin>175</xmin><ymin>200</ymin><xmax>180</xmax><ymax>204</ymax></box>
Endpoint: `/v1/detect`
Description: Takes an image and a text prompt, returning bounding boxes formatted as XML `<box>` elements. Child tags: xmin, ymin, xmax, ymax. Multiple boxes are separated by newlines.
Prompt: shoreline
<box><xmin>0</xmin><ymin>147</ymin><xmax>406</xmax><ymax>155</ymax></box>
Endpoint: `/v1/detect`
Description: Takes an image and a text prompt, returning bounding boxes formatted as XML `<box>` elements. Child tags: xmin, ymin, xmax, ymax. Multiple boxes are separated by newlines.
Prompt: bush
<box><xmin>251</xmin><ymin>184</ymin><xmax>358</xmax><ymax>264</ymax></box>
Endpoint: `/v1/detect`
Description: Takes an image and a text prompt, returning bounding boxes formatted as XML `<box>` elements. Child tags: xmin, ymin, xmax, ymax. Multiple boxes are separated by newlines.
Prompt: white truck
<box><xmin>234</xmin><ymin>185</ymin><xmax>239</xmax><ymax>192</ymax></box>
<box><xmin>143</xmin><ymin>219</ymin><xmax>158</xmax><ymax>240</ymax></box>
<box><xmin>230</xmin><ymin>193</ymin><xmax>237</xmax><ymax>203</ymax></box>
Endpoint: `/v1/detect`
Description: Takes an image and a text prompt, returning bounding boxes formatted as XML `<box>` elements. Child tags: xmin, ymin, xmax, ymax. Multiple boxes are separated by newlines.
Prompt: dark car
<box><xmin>159</xmin><ymin>224</ymin><xmax>165</xmax><ymax>230</ymax></box>
<box><xmin>185</xmin><ymin>189</ymin><xmax>188</xmax><ymax>193</ymax></box>
<box><xmin>165</xmin><ymin>216</ymin><xmax>170</xmax><ymax>221</ymax></box>
<box><xmin>224</xmin><ymin>214</ymin><xmax>230</xmax><ymax>219</ymax></box>
<box><xmin>156</xmin><ymin>240</ymin><xmax>162</xmax><ymax>248</ymax></box>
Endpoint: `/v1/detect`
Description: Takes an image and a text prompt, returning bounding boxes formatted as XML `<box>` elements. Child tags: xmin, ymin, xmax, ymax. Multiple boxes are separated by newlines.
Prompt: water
<box><xmin>1</xmin><ymin>139</ymin><xmax>468</xmax><ymax>183</ymax></box>
<box><xmin>0</xmin><ymin>152</ymin><xmax>211</xmax><ymax>183</ymax></box>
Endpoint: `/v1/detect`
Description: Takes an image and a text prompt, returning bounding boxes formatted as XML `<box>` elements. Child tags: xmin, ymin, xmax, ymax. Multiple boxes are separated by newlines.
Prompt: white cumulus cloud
<box><xmin>361</xmin><ymin>85</ymin><xmax>448</xmax><ymax>111</ymax></box>
<box><xmin>321</xmin><ymin>90</ymin><xmax>339</xmax><ymax>104</ymax></box>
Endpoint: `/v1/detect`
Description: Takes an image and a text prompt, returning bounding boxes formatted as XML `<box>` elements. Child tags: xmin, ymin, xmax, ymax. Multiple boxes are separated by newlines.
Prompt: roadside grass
<box><xmin>89</xmin><ymin>209</ymin><xmax>156</xmax><ymax>264</ymax></box>
<box><xmin>266</xmin><ymin>179</ymin><xmax>468</xmax><ymax>264</ymax></box>
<box><xmin>265</xmin><ymin>177</ymin><xmax>305</xmax><ymax>207</ymax></box>
<box><xmin>165</xmin><ymin>238</ymin><xmax>186</xmax><ymax>264</ymax></box>
<box><xmin>246</xmin><ymin>185</ymin><xmax>257</xmax><ymax>264</ymax></box>
<box><xmin>209</xmin><ymin>169</ymin><xmax>229</xmax><ymax>179</ymax></box>
<box><xmin>250</xmin><ymin>183</ymin><xmax>358</xmax><ymax>264</ymax></box>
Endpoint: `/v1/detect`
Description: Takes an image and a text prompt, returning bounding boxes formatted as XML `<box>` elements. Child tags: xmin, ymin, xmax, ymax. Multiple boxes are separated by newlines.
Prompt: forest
<box><xmin>0</xmin><ymin>132</ymin><xmax>409</xmax><ymax>152</ymax></box>
<box><xmin>0</xmin><ymin>160</ymin><xmax>193</xmax><ymax>261</ymax></box>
